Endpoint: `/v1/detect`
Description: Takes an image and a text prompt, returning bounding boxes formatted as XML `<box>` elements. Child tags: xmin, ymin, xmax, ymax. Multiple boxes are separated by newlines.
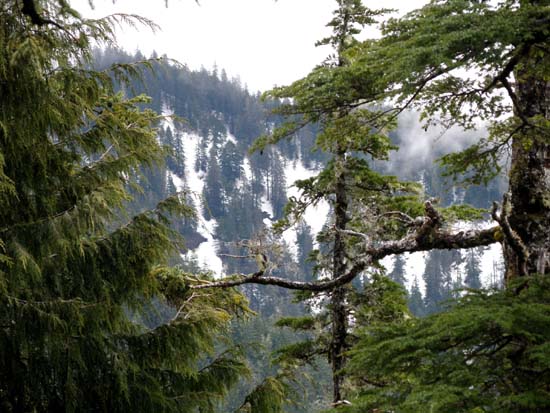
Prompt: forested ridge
<box><xmin>1</xmin><ymin>0</ymin><xmax>549</xmax><ymax>412</ymax></box>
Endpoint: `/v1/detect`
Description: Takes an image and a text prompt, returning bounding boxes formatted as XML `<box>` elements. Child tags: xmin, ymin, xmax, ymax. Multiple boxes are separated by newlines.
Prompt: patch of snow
<box><xmin>170</xmin><ymin>172</ymin><xmax>184</xmax><ymax>190</ymax></box>
<box><xmin>403</xmin><ymin>251</ymin><xmax>428</xmax><ymax>294</ymax></box>
<box><xmin>380</xmin><ymin>256</ymin><xmax>394</xmax><ymax>273</ymax></box>
<box><xmin>260</xmin><ymin>194</ymin><xmax>274</xmax><ymax>227</ymax></box>
<box><xmin>451</xmin><ymin>220</ymin><xmax>504</xmax><ymax>288</ymax></box>
<box><xmin>451</xmin><ymin>186</ymin><xmax>466</xmax><ymax>205</ymax></box>
<box><xmin>397</xmin><ymin>220</ymin><xmax>504</xmax><ymax>295</ymax></box>
<box><xmin>282</xmin><ymin>227</ymin><xmax>298</xmax><ymax>260</ymax></box>
<box><xmin>479</xmin><ymin>242</ymin><xmax>504</xmax><ymax>288</ymax></box>
<box><xmin>283</xmin><ymin>158</ymin><xmax>330</xmax><ymax>238</ymax></box>
<box><xmin>226</xmin><ymin>131</ymin><xmax>238</xmax><ymax>145</ymax></box>
<box><xmin>160</xmin><ymin>100</ymin><xmax>176</xmax><ymax>132</ymax></box>
<box><xmin>242</xmin><ymin>157</ymin><xmax>253</xmax><ymax>182</ymax></box>
<box><xmin>172</xmin><ymin>129</ymin><xmax>224</xmax><ymax>277</ymax></box>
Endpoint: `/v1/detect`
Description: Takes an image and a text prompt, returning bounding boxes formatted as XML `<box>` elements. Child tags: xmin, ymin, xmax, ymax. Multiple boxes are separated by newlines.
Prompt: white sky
<box><xmin>73</xmin><ymin>0</ymin><xmax>427</xmax><ymax>92</ymax></box>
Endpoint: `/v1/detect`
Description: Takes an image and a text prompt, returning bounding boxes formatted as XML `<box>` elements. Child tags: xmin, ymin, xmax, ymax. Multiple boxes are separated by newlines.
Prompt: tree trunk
<box><xmin>506</xmin><ymin>53</ymin><xmax>550</xmax><ymax>280</ymax></box>
<box><xmin>331</xmin><ymin>151</ymin><xmax>349</xmax><ymax>403</ymax></box>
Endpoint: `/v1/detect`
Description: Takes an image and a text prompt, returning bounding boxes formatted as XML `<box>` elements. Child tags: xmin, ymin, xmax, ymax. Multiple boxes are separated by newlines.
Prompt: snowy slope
<box><xmin>280</xmin><ymin>158</ymin><xmax>330</xmax><ymax>259</ymax></box>
<box><xmin>177</xmin><ymin>131</ymin><xmax>224</xmax><ymax>276</ymax></box>
<box><xmin>161</xmin><ymin>101</ymin><xmax>224</xmax><ymax>276</ymax></box>
<box><xmin>160</xmin><ymin>99</ymin><xmax>503</xmax><ymax>291</ymax></box>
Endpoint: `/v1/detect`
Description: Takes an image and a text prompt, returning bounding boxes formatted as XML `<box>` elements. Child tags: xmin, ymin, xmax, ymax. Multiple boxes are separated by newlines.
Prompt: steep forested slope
<box><xmin>92</xmin><ymin>46</ymin><xmax>507</xmax><ymax>410</ymax></box>
<box><xmin>95</xmin><ymin>48</ymin><xmax>505</xmax><ymax>314</ymax></box>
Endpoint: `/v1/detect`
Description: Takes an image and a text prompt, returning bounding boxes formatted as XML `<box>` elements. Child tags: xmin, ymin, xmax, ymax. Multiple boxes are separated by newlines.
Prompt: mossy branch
<box><xmin>194</xmin><ymin>202</ymin><xmax>500</xmax><ymax>292</ymax></box>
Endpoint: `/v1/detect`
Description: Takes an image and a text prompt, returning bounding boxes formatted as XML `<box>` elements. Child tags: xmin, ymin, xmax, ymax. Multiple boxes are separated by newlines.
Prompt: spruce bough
<box><xmin>0</xmin><ymin>1</ymin><xmax>249</xmax><ymax>411</ymax></box>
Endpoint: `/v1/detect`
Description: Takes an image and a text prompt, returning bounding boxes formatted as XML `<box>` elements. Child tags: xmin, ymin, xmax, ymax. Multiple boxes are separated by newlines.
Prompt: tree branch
<box><xmin>193</xmin><ymin>202</ymin><xmax>500</xmax><ymax>291</ymax></box>
<box><xmin>21</xmin><ymin>0</ymin><xmax>65</xmax><ymax>31</ymax></box>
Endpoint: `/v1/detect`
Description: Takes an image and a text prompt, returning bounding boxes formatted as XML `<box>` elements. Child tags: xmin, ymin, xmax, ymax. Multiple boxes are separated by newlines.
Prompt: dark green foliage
<box><xmin>350</xmin><ymin>273</ymin><xmax>409</xmax><ymax>328</ymax></box>
<box><xmin>273</xmin><ymin>275</ymin><xmax>408</xmax><ymax>398</ymax></box>
<box><xmin>342</xmin><ymin>276</ymin><xmax>550</xmax><ymax>413</ymax></box>
<box><xmin>408</xmin><ymin>276</ymin><xmax>425</xmax><ymax>317</ymax></box>
<box><xmin>236</xmin><ymin>376</ymin><xmax>292</xmax><ymax>413</ymax></box>
<box><xmin>203</xmin><ymin>146</ymin><xmax>225</xmax><ymax>218</ymax></box>
<box><xmin>0</xmin><ymin>2</ymin><xmax>249</xmax><ymax>411</ymax></box>
<box><xmin>423</xmin><ymin>250</ymin><xmax>460</xmax><ymax>315</ymax></box>
<box><xmin>464</xmin><ymin>249</ymin><xmax>483</xmax><ymax>290</ymax></box>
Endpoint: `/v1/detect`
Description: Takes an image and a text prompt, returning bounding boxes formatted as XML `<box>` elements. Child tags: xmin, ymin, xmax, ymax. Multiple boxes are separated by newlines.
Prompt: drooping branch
<box><xmin>193</xmin><ymin>202</ymin><xmax>501</xmax><ymax>291</ymax></box>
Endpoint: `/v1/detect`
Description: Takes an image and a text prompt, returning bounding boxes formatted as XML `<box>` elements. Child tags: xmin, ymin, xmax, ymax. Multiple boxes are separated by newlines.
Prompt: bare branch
<box><xmin>172</xmin><ymin>292</ymin><xmax>213</xmax><ymax>322</ymax></box>
<box><xmin>337</xmin><ymin>228</ymin><xmax>370</xmax><ymax>242</ymax></box>
<box><xmin>218</xmin><ymin>253</ymin><xmax>253</xmax><ymax>260</ymax></box>
<box><xmin>191</xmin><ymin>263</ymin><xmax>367</xmax><ymax>291</ymax></box>
<box><xmin>376</xmin><ymin>211</ymin><xmax>415</xmax><ymax>225</ymax></box>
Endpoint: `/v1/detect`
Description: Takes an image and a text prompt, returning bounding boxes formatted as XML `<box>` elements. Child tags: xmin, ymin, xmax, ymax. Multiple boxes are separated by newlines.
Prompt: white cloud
<box><xmin>72</xmin><ymin>0</ymin><xmax>428</xmax><ymax>92</ymax></box>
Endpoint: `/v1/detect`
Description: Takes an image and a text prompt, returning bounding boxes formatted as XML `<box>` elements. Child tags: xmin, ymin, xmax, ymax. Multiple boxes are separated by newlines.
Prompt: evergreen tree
<box><xmin>344</xmin><ymin>276</ymin><xmax>550</xmax><ymax>413</ymax></box>
<box><xmin>407</xmin><ymin>275</ymin><xmax>425</xmax><ymax>317</ymax></box>
<box><xmin>220</xmin><ymin>140</ymin><xmax>243</xmax><ymax>193</ymax></box>
<box><xmin>464</xmin><ymin>248</ymin><xmax>483</xmax><ymax>290</ymax></box>
<box><xmin>367</xmin><ymin>0</ymin><xmax>549</xmax><ymax>279</ymax></box>
<box><xmin>266</xmin><ymin>150</ymin><xmax>288</xmax><ymax>220</ymax></box>
<box><xmin>195</xmin><ymin>139</ymin><xmax>208</xmax><ymax>173</ymax></box>
<box><xmin>203</xmin><ymin>145</ymin><xmax>225</xmax><ymax>218</ymax></box>
<box><xmin>0</xmin><ymin>2</ymin><xmax>250</xmax><ymax>411</ymax></box>
<box><xmin>388</xmin><ymin>254</ymin><xmax>407</xmax><ymax>287</ymax></box>
<box><xmin>324</xmin><ymin>0</ymin><xmax>550</xmax><ymax>410</ymax></box>
<box><xmin>164</xmin><ymin>126</ymin><xmax>186</xmax><ymax>178</ymax></box>
<box><xmin>422</xmin><ymin>250</ymin><xmax>453</xmax><ymax>315</ymax></box>
<box><xmin>258</xmin><ymin>1</ymin><xmax>416</xmax><ymax>404</ymax></box>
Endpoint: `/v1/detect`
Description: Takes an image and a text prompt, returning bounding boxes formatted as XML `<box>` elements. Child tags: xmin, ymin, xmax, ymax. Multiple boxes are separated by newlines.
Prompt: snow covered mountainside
<box><xmin>159</xmin><ymin>96</ymin><xmax>504</xmax><ymax>304</ymax></box>
<box><xmin>96</xmin><ymin>45</ymin><xmax>505</xmax><ymax>315</ymax></box>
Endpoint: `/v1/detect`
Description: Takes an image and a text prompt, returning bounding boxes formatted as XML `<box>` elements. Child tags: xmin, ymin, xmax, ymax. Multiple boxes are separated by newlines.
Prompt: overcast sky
<box><xmin>73</xmin><ymin>0</ymin><xmax>427</xmax><ymax>92</ymax></box>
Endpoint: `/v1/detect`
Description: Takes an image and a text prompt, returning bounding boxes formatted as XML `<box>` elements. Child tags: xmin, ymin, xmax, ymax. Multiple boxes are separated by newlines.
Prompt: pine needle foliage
<box><xmin>318</xmin><ymin>0</ymin><xmax>549</xmax><ymax>408</ymax></box>
<box><xmin>236</xmin><ymin>376</ymin><xmax>293</xmax><ymax>413</ymax></box>
<box><xmin>260</xmin><ymin>1</ymin><xmax>421</xmax><ymax>404</ymax></box>
<box><xmin>343</xmin><ymin>0</ymin><xmax>550</xmax><ymax>186</ymax></box>
<box><xmin>340</xmin><ymin>276</ymin><xmax>550</xmax><ymax>413</ymax></box>
<box><xmin>0</xmin><ymin>2</ymin><xmax>249</xmax><ymax>411</ymax></box>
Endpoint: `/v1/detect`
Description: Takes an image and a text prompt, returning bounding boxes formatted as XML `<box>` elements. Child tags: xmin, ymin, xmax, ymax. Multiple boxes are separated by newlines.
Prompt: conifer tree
<box><xmin>0</xmin><ymin>2</ymin><xmax>250</xmax><ymax>411</ymax></box>
<box><xmin>204</xmin><ymin>145</ymin><xmax>225</xmax><ymax>218</ymax></box>
<box><xmin>220</xmin><ymin>140</ymin><xmax>243</xmax><ymax>193</ymax></box>
<box><xmin>332</xmin><ymin>1</ymin><xmax>550</xmax><ymax>410</ymax></box>
<box><xmin>388</xmin><ymin>254</ymin><xmax>407</xmax><ymax>287</ymax></box>
<box><xmin>257</xmin><ymin>1</ymin><xmax>415</xmax><ymax>404</ymax></box>
<box><xmin>423</xmin><ymin>250</ymin><xmax>454</xmax><ymax>315</ymax></box>
<box><xmin>407</xmin><ymin>275</ymin><xmax>425</xmax><ymax>317</ymax></box>
<box><xmin>184</xmin><ymin>0</ymin><xmax>549</xmax><ymax>410</ymax></box>
<box><xmin>164</xmin><ymin>126</ymin><xmax>186</xmax><ymax>178</ymax></box>
<box><xmin>266</xmin><ymin>150</ymin><xmax>288</xmax><ymax>220</ymax></box>
<box><xmin>296</xmin><ymin>222</ymin><xmax>316</xmax><ymax>283</ymax></box>
<box><xmin>464</xmin><ymin>248</ymin><xmax>483</xmax><ymax>290</ymax></box>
